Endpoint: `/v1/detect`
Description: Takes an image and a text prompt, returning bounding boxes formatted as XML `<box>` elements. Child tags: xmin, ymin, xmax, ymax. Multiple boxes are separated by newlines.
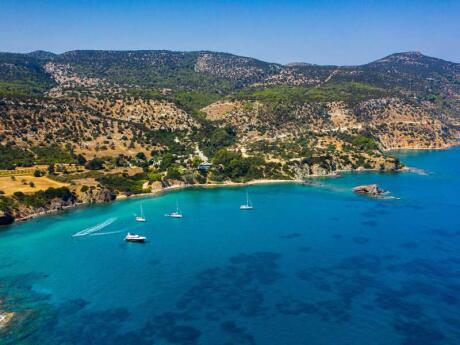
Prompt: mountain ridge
<box><xmin>7</xmin><ymin>49</ymin><xmax>460</xmax><ymax>66</ymax></box>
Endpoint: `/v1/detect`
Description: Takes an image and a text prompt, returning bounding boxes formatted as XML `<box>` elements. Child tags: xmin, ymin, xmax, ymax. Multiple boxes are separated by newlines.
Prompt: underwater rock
<box><xmin>0</xmin><ymin>310</ymin><xmax>14</xmax><ymax>329</ymax></box>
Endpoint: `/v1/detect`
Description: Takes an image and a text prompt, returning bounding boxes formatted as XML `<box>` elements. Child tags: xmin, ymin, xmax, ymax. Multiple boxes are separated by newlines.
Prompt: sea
<box><xmin>0</xmin><ymin>147</ymin><xmax>459</xmax><ymax>345</ymax></box>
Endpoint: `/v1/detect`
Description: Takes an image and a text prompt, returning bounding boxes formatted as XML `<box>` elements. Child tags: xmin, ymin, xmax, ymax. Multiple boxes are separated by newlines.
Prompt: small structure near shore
<box><xmin>353</xmin><ymin>184</ymin><xmax>385</xmax><ymax>197</ymax></box>
<box><xmin>198</xmin><ymin>162</ymin><xmax>212</xmax><ymax>171</ymax></box>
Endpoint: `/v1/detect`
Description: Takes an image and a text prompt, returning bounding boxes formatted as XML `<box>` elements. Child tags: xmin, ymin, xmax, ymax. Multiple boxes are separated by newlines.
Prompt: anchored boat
<box><xmin>240</xmin><ymin>192</ymin><xmax>254</xmax><ymax>210</ymax></box>
<box><xmin>124</xmin><ymin>233</ymin><xmax>147</xmax><ymax>243</ymax></box>
<box><xmin>166</xmin><ymin>201</ymin><xmax>183</xmax><ymax>218</ymax></box>
<box><xmin>135</xmin><ymin>203</ymin><xmax>146</xmax><ymax>222</ymax></box>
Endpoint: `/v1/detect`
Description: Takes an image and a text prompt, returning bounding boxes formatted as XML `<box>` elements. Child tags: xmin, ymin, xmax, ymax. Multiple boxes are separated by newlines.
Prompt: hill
<box><xmin>0</xmin><ymin>49</ymin><xmax>459</xmax><ymax>222</ymax></box>
<box><xmin>0</xmin><ymin>52</ymin><xmax>55</xmax><ymax>97</ymax></box>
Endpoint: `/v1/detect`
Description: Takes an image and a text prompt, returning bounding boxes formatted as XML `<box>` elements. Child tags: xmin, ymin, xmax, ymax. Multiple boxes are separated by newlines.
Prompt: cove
<box><xmin>1</xmin><ymin>148</ymin><xmax>459</xmax><ymax>345</ymax></box>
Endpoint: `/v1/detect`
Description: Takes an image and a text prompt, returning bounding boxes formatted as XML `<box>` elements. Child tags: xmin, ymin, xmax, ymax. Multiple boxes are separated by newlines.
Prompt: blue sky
<box><xmin>0</xmin><ymin>0</ymin><xmax>459</xmax><ymax>65</ymax></box>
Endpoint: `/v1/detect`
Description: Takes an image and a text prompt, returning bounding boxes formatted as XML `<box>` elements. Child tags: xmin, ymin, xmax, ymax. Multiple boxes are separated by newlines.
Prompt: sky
<box><xmin>0</xmin><ymin>0</ymin><xmax>459</xmax><ymax>65</ymax></box>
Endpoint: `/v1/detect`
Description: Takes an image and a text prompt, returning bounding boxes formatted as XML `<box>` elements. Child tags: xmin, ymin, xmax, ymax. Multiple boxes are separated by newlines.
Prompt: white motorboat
<box><xmin>124</xmin><ymin>233</ymin><xmax>146</xmax><ymax>242</ymax></box>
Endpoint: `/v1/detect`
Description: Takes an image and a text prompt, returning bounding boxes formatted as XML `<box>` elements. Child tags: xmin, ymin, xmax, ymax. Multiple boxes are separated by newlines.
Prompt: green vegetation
<box><xmin>351</xmin><ymin>135</ymin><xmax>379</xmax><ymax>151</ymax></box>
<box><xmin>197</xmin><ymin>126</ymin><xmax>237</xmax><ymax>157</ymax></box>
<box><xmin>0</xmin><ymin>144</ymin><xmax>34</xmax><ymax>169</ymax></box>
<box><xmin>211</xmin><ymin>149</ymin><xmax>267</xmax><ymax>182</ymax></box>
<box><xmin>97</xmin><ymin>173</ymin><xmax>146</xmax><ymax>194</ymax></box>
<box><xmin>0</xmin><ymin>53</ymin><xmax>55</xmax><ymax>97</ymax></box>
<box><xmin>12</xmin><ymin>187</ymin><xmax>74</xmax><ymax>208</ymax></box>
<box><xmin>171</xmin><ymin>90</ymin><xmax>221</xmax><ymax>115</ymax></box>
<box><xmin>32</xmin><ymin>144</ymin><xmax>74</xmax><ymax>164</ymax></box>
<box><xmin>126</xmin><ymin>88</ymin><xmax>163</xmax><ymax>99</ymax></box>
<box><xmin>235</xmin><ymin>83</ymin><xmax>388</xmax><ymax>104</ymax></box>
<box><xmin>0</xmin><ymin>144</ymin><xmax>75</xmax><ymax>169</ymax></box>
<box><xmin>55</xmin><ymin>50</ymin><xmax>235</xmax><ymax>94</ymax></box>
<box><xmin>85</xmin><ymin>158</ymin><xmax>105</xmax><ymax>170</ymax></box>
<box><xmin>165</xmin><ymin>165</ymin><xmax>182</xmax><ymax>180</ymax></box>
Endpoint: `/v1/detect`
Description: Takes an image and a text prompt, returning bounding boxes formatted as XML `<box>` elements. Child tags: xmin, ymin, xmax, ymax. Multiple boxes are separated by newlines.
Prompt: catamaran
<box><xmin>124</xmin><ymin>233</ymin><xmax>147</xmax><ymax>242</ymax></box>
<box><xmin>135</xmin><ymin>203</ymin><xmax>146</xmax><ymax>222</ymax></box>
<box><xmin>167</xmin><ymin>201</ymin><xmax>183</xmax><ymax>218</ymax></box>
<box><xmin>240</xmin><ymin>192</ymin><xmax>254</xmax><ymax>210</ymax></box>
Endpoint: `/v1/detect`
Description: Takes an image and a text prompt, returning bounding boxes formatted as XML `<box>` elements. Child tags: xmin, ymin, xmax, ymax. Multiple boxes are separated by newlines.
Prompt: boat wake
<box><xmin>378</xmin><ymin>195</ymin><xmax>400</xmax><ymax>200</ymax></box>
<box><xmin>89</xmin><ymin>230</ymin><xmax>123</xmax><ymax>236</ymax></box>
<box><xmin>72</xmin><ymin>218</ymin><xmax>117</xmax><ymax>237</ymax></box>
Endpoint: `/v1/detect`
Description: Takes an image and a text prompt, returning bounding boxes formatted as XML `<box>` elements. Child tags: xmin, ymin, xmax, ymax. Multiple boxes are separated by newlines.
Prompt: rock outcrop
<box><xmin>0</xmin><ymin>211</ymin><xmax>14</xmax><ymax>226</ymax></box>
<box><xmin>93</xmin><ymin>188</ymin><xmax>116</xmax><ymax>203</ymax></box>
<box><xmin>80</xmin><ymin>188</ymin><xmax>116</xmax><ymax>204</ymax></box>
<box><xmin>353</xmin><ymin>184</ymin><xmax>385</xmax><ymax>197</ymax></box>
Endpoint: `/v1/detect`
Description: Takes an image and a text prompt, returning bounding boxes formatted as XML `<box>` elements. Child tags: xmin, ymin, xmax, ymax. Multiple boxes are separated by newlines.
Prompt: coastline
<box><xmin>4</xmin><ymin>142</ymin><xmax>460</xmax><ymax>226</ymax></box>
<box><xmin>2</xmin><ymin>160</ymin><xmax>424</xmax><ymax>225</ymax></box>
<box><xmin>11</xmin><ymin>178</ymin><xmax>303</xmax><ymax>224</ymax></box>
<box><xmin>8</xmin><ymin>167</ymin><xmax>389</xmax><ymax>225</ymax></box>
<box><xmin>382</xmin><ymin>140</ymin><xmax>460</xmax><ymax>152</ymax></box>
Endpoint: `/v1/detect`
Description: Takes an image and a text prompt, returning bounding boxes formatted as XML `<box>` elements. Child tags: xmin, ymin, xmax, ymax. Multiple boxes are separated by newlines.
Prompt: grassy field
<box><xmin>0</xmin><ymin>176</ymin><xmax>68</xmax><ymax>196</ymax></box>
<box><xmin>0</xmin><ymin>165</ymin><xmax>83</xmax><ymax>178</ymax></box>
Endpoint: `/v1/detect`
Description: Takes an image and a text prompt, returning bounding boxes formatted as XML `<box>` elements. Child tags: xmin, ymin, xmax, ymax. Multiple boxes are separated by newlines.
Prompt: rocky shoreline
<box><xmin>0</xmin><ymin>164</ymin><xmax>409</xmax><ymax>227</ymax></box>
<box><xmin>1</xmin><ymin>180</ymin><xmax>299</xmax><ymax>226</ymax></box>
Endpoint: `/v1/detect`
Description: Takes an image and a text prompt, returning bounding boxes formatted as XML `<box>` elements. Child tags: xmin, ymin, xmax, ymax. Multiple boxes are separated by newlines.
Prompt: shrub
<box><xmin>76</xmin><ymin>154</ymin><xmax>87</xmax><ymax>166</ymax></box>
<box><xmin>85</xmin><ymin>158</ymin><xmax>105</xmax><ymax>170</ymax></box>
<box><xmin>352</xmin><ymin>135</ymin><xmax>379</xmax><ymax>151</ymax></box>
<box><xmin>166</xmin><ymin>165</ymin><xmax>182</xmax><ymax>180</ymax></box>
<box><xmin>33</xmin><ymin>169</ymin><xmax>44</xmax><ymax>177</ymax></box>
<box><xmin>97</xmin><ymin>174</ymin><xmax>145</xmax><ymax>194</ymax></box>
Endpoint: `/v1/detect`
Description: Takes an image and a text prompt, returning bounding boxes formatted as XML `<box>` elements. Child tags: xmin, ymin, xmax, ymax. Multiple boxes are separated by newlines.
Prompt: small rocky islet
<box><xmin>352</xmin><ymin>184</ymin><xmax>386</xmax><ymax>197</ymax></box>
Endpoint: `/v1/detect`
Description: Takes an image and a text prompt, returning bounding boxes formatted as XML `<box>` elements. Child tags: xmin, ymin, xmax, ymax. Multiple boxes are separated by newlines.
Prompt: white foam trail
<box><xmin>89</xmin><ymin>230</ymin><xmax>122</xmax><ymax>236</ymax></box>
<box><xmin>407</xmin><ymin>167</ymin><xmax>429</xmax><ymax>176</ymax></box>
<box><xmin>377</xmin><ymin>195</ymin><xmax>400</xmax><ymax>200</ymax></box>
<box><xmin>72</xmin><ymin>218</ymin><xmax>117</xmax><ymax>237</ymax></box>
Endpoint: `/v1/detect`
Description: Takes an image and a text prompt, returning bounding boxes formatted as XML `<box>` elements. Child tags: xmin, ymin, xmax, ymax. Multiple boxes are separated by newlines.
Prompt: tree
<box><xmin>191</xmin><ymin>156</ymin><xmax>203</xmax><ymax>168</ymax></box>
<box><xmin>166</xmin><ymin>165</ymin><xmax>182</xmax><ymax>180</ymax></box>
<box><xmin>136</xmin><ymin>152</ymin><xmax>147</xmax><ymax>161</ymax></box>
<box><xmin>85</xmin><ymin>158</ymin><xmax>104</xmax><ymax>170</ymax></box>
<box><xmin>33</xmin><ymin>169</ymin><xmax>43</xmax><ymax>177</ymax></box>
<box><xmin>76</xmin><ymin>154</ymin><xmax>87</xmax><ymax>166</ymax></box>
<box><xmin>159</xmin><ymin>153</ymin><xmax>175</xmax><ymax>171</ymax></box>
<box><xmin>48</xmin><ymin>163</ymin><xmax>55</xmax><ymax>174</ymax></box>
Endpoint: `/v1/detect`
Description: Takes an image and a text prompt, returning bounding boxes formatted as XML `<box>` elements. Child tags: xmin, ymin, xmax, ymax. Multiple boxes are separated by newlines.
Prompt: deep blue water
<box><xmin>1</xmin><ymin>148</ymin><xmax>460</xmax><ymax>345</ymax></box>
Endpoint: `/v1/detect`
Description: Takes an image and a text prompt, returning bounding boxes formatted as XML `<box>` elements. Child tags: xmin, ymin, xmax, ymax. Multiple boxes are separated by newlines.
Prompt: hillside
<box><xmin>0</xmin><ymin>49</ymin><xmax>459</xmax><ymax>222</ymax></box>
<box><xmin>0</xmin><ymin>52</ymin><xmax>55</xmax><ymax>97</ymax></box>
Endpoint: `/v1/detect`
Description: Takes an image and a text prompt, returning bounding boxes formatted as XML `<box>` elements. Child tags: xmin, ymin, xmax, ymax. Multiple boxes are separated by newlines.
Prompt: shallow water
<box><xmin>1</xmin><ymin>148</ymin><xmax>460</xmax><ymax>345</ymax></box>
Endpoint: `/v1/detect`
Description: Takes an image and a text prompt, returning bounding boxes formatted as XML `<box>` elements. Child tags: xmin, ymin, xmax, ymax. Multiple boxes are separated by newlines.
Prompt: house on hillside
<box><xmin>197</xmin><ymin>162</ymin><xmax>212</xmax><ymax>171</ymax></box>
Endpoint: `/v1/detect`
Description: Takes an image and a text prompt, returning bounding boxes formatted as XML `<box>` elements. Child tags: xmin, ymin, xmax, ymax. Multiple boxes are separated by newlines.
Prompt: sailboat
<box><xmin>240</xmin><ymin>192</ymin><xmax>253</xmax><ymax>210</ymax></box>
<box><xmin>167</xmin><ymin>201</ymin><xmax>183</xmax><ymax>218</ymax></box>
<box><xmin>135</xmin><ymin>203</ymin><xmax>146</xmax><ymax>222</ymax></box>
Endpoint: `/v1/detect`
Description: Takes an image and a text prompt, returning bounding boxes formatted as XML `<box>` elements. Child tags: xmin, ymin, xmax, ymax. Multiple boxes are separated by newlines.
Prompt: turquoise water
<box><xmin>1</xmin><ymin>148</ymin><xmax>460</xmax><ymax>345</ymax></box>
